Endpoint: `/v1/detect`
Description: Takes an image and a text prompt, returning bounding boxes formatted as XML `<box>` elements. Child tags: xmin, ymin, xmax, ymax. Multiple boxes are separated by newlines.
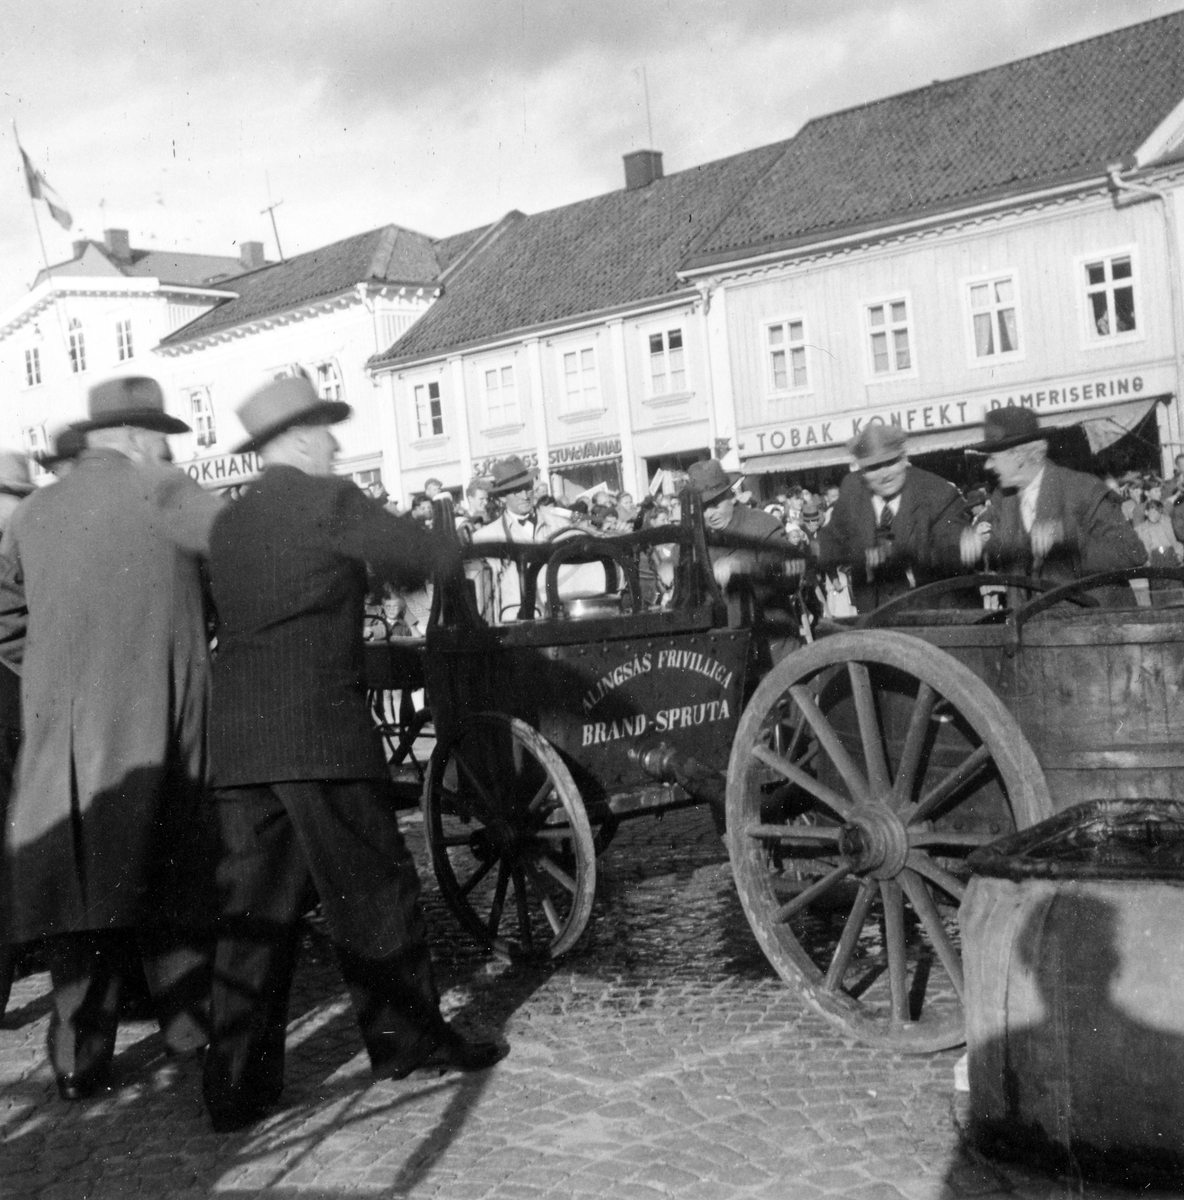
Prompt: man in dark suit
<box><xmin>202</xmin><ymin>376</ymin><xmax>501</xmax><ymax>1133</ymax></box>
<box><xmin>960</xmin><ymin>407</ymin><xmax>1146</xmax><ymax>584</ymax></box>
<box><xmin>815</xmin><ymin>425</ymin><xmax>967</xmax><ymax>612</ymax></box>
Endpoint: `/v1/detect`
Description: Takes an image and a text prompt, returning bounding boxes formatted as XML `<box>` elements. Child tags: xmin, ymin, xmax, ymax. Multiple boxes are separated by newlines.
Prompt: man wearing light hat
<box><xmin>960</xmin><ymin>407</ymin><xmax>1145</xmax><ymax>582</ymax></box>
<box><xmin>201</xmin><ymin>375</ymin><xmax>501</xmax><ymax>1133</ymax></box>
<box><xmin>0</xmin><ymin>376</ymin><xmax>222</xmax><ymax>1100</ymax></box>
<box><xmin>816</xmin><ymin>424</ymin><xmax>967</xmax><ymax>611</ymax></box>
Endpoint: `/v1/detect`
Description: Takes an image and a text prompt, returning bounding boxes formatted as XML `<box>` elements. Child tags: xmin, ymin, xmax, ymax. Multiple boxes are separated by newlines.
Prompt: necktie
<box><xmin>878</xmin><ymin>503</ymin><xmax>894</xmax><ymax>535</ymax></box>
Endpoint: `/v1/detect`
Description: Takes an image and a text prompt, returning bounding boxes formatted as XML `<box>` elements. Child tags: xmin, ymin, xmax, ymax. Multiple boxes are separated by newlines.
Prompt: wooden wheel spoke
<box><xmin>453</xmin><ymin>750</ymin><xmax>500</xmax><ymax>815</ymax></box>
<box><xmin>774</xmin><ymin>862</ymin><xmax>852</xmax><ymax>923</ymax></box>
<box><xmin>848</xmin><ymin>662</ymin><xmax>890</xmax><ymax>796</ymax></box>
<box><xmin>458</xmin><ymin>853</ymin><xmax>497</xmax><ymax>898</ymax></box>
<box><xmin>907</xmin><ymin>743</ymin><xmax>991</xmax><ymax>826</ymax></box>
<box><xmin>743</xmin><ymin>822</ymin><xmax>842</xmax><ymax>843</ymax></box>
<box><xmin>524</xmin><ymin>861</ymin><xmax>564</xmax><ymax>935</ymax></box>
<box><xmin>900</xmin><ymin>870</ymin><xmax>964</xmax><ymax>999</ymax></box>
<box><xmin>486</xmin><ymin>862</ymin><xmax>510</xmax><ymax>938</ymax></box>
<box><xmin>535</xmin><ymin>851</ymin><xmax>578</xmax><ymax>894</ymax></box>
<box><xmin>908</xmin><ymin>829</ymin><xmax>993</xmax><ymax>849</ymax></box>
<box><xmin>752</xmin><ymin>744</ymin><xmax>854</xmax><ymax>822</ymax></box>
<box><xmin>512</xmin><ymin>865</ymin><xmax>533</xmax><ymax>950</ymax></box>
<box><xmin>788</xmin><ymin>684</ymin><xmax>872</xmax><ymax>806</ymax></box>
<box><xmin>890</xmin><ymin>682</ymin><xmax>936</xmax><ymax>809</ymax></box>
<box><xmin>527</xmin><ymin>777</ymin><xmax>554</xmax><ymax>814</ymax></box>
<box><xmin>905</xmin><ymin>850</ymin><xmax>966</xmax><ymax>902</ymax></box>
<box><xmin>823</xmin><ymin>879</ymin><xmax>877</xmax><ymax>992</ymax></box>
<box><xmin>880</xmin><ymin>880</ymin><xmax>910</xmax><ymax>1023</ymax></box>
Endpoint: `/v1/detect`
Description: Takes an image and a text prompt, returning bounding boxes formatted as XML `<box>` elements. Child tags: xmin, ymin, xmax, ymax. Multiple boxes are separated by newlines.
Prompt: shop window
<box><xmin>413</xmin><ymin>381</ymin><xmax>444</xmax><ymax>438</ymax></box>
<box><xmin>24</xmin><ymin>347</ymin><xmax>41</xmax><ymax>388</ymax></box>
<box><xmin>115</xmin><ymin>318</ymin><xmax>134</xmax><ymax>361</ymax></box>
<box><xmin>969</xmin><ymin>276</ymin><xmax>1020</xmax><ymax>359</ymax></box>
<box><xmin>188</xmin><ymin>387</ymin><xmax>216</xmax><ymax>448</ymax></box>
<box><xmin>315</xmin><ymin>360</ymin><xmax>344</xmax><ymax>403</ymax></box>
<box><xmin>482</xmin><ymin>364</ymin><xmax>520</xmax><ymax>427</ymax></box>
<box><xmin>766</xmin><ymin>318</ymin><xmax>808</xmax><ymax>391</ymax></box>
<box><xmin>865</xmin><ymin>298</ymin><xmax>912</xmax><ymax>376</ymax></box>
<box><xmin>648</xmin><ymin>328</ymin><xmax>686</xmax><ymax>394</ymax></box>
<box><xmin>68</xmin><ymin>318</ymin><xmax>86</xmax><ymax>374</ymax></box>
<box><xmin>562</xmin><ymin>346</ymin><xmax>600</xmax><ymax>414</ymax></box>
<box><xmin>1084</xmin><ymin>253</ymin><xmax>1137</xmax><ymax>339</ymax></box>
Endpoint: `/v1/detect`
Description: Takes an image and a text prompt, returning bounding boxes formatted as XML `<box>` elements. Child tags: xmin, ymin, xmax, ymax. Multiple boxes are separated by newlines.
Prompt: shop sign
<box><xmin>178</xmin><ymin>451</ymin><xmax>264</xmax><ymax>488</ymax></box>
<box><xmin>739</xmin><ymin>364</ymin><xmax>1174</xmax><ymax>460</ymax></box>
<box><xmin>472</xmin><ymin>437</ymin><xmax>623</xmax><ymax>477</ymax></box>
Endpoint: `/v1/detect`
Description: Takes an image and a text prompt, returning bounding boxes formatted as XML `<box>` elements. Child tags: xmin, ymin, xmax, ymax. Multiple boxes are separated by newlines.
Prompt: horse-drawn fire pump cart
<box><xmin>363</xmin><ymin>492</ymin><xmax>1184</xmax><ymax>1054</ymax></box>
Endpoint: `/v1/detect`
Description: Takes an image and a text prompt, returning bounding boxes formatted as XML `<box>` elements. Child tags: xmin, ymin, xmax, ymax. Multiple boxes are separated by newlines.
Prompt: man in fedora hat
<box><xmin>201</xmin><ymin>375</ymin><xmax>501</xmax><ymax>1132</ymax></box>
<box><xmin>960</xmin><ymin>407</ymin><xmax>1145</xmax><ymax>582</ymax></box>
<box><xmin>0</xmin><ymin>376</ymin><xmax>222</xmax><ymax>1099</ymax></box>
<box><xmin>815</xmin><ymin>424</ymin><xmax>968</xmax><ymax>611</ymax></box>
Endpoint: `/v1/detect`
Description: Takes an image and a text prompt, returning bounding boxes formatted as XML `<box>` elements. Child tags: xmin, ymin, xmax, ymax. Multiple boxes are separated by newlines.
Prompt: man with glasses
<box><xmin>816</xmin><ymin>425</ymin><xmax>967</xmax><ymax>612</ymax></box>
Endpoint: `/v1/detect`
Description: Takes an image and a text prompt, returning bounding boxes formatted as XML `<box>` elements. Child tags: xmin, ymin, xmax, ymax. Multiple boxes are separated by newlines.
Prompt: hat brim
<box><xmin>74</xmin><ymin>408</ymin><xmax>191</xmax><ymax>435</ymax></box>
<box><xmin>854</xmin><ymin>453</ymin><xmax>905</xmax><ymax>471</ymax></box>
<box><xmin>965</xmin><ymin>431</ymin><xmax>1045</xmax><ymax>455</ymax></box>
<box><xmin>0</xmin><ymin>482</ymin><xmax>35</xmax><ymax>496</ymax></box>
<box><xmin>232</xmin><ymin>400</ymin><xmax>351</xmax><ymax>455</ymax></box>
<box><xmin>489</xmin><ymin>467</ymin><xmax>539</xmax><ymax>496</ymax></box>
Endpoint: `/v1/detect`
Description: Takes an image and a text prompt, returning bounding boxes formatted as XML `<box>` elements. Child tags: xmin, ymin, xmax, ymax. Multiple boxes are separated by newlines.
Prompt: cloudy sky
<box><xmin>2</xmin><ymin>0</ymin><xmax>1182</xmax><ymax>312</ymax></box>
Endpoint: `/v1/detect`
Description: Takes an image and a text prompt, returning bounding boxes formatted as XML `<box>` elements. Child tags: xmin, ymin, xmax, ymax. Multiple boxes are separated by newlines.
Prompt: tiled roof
<box><xmin>159</xmin><ymin>225</ymin><xmax>446</xmax><ymax>345</ymax></box>
<box><xmin>35</xmin><ymin>244</ymin><xmax>248</xmax><ymax>289</ymax></box>
<box><xmin>690</xmin><ymin>11</ymin><xmax>1184</xmax><ymax>266</ymax></box>
<box><xmin>371</xmin><ymin>142</ymin><xmax>787</xmax><ymax>366</ymax></box>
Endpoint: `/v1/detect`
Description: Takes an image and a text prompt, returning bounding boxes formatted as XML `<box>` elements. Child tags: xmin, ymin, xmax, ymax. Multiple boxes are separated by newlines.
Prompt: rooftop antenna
<box><xmin>641</xmin><ymin>64</ymin><xmax>655</xmax><ymax>148</ymax></box>
<box><xmin>261</xmin><ymin>170</ymin><xmax>285</xmax><ymax>261</ymax></box>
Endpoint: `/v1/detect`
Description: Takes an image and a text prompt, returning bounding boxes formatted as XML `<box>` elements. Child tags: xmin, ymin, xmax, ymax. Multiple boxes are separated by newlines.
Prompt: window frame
<box><xmin>23</xmin><ymin>346</ymin><xmax>42</xmax><ymax>389</ymax></box>
<box><xmin>412</xmin><ymin>379</ymin><xmax>446</xmax><ymax>440</ymax></box>
<box><xmin>559</xmin><ymin>343</ymin><xmax>603</xmax><ymax>417</ymax></box>
<box><xmin>1076</xmin><ymin>245</ymin><xmax>1143</xmax><ymax>350</ymax></box>
<box><xmin>479</xmin><ymin>360</ymin><xmax>522</xmax><ymax>430</ymax></box>
<box><xmin>187</xmin><ymin>386</ymin><xmax>216</xmax><ymax>449</ymax></box>
<box><xmin>314</xmin><ymin>359</ymin><xmax>345</xmax><ymax>404</ymax></box>
<box><xmin>115</xmin><ymin>316</ymin><xmax>134</xmax><ymax>362</ymax></box>
<box><xmin>644</xmin><ymin>324</ymin><xmax>689</xmax><ymax>399</ymax></box>
<box><xmin>862</xmin><ymin>293</ymin><xmax>917</xmax><ymax>382</ymax></box>
<box><xmin>67</xmin><ymin>317</ymin><xmax>87</xmax><ymax>375</ymax></box>
<box><xmin>763</xmin><ymin>314</ymin><xmax>812</xmax><ymax>396</ymax></box>
<box><xmin>963</xmin><ymin>269</ymin><xmax>1024</xmax><ymax>368</ymax></box>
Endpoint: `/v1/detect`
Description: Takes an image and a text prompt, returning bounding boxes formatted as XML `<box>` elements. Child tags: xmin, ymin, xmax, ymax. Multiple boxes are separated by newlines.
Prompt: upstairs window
<box><xmin>767</xmin><ymin>318</ymin><xmax>808</xmax><ymax>391</ymax></box>
<box><xmin>315</xmin><ymin>360</ymin><xmax>344</xmax><ymax>403</ymax></box>
<box><xmin>562</xmin><ymin>347</ymin><xmax>600</xmax><ymax>414</ymax></box>
<box><xmin>188</xmin><ymin>387</ymin><xmax>216</xmax><ymax>448</ymax></box>
<box><xmin>115</xmin><ymin>318</ymin><xmax>134</xmax><ymax>361</ymax></box>
<box><xmin>68</xmin><ymin>318</ymin><xmax>86</xmax><ymax>374</ymax></box>
<box><xmin>648</xmin><ymin>328</ymin><xmax>685</xmax><ymax>394</ymax></box>
<box><xmin>413</xmin><ymin>381</ymin><xmax>444</xmax><ymax>438</ymax></box>
<box><xmin>969</xmin><ymin>276</ymin><xmax>1020</xmax><ymax>359</ymax></box>
<box><xmin>866</xmin><ymin>299</ymin><xmax>911</xmax><ymax>375</ymax></box>
<box><xmin>24</xmin><ymin>347</ymin><xmax>41</xmax><ymax>388</ymax></box>
<box><xmin>1085</xmin><ymin>253</ymin><xmax>1136</xmax><ymax>338</ymax></box>
<box><xmin>482</xmin><ymin>364</ymin><xmax>520</xmax><ymax>426</ymax></box>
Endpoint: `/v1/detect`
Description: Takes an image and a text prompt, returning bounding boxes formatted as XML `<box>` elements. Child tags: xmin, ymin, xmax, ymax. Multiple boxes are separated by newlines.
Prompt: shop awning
<box><xmin>740</xmin><ymin>394</ymin><xmax>1167</xmax><ymax>475</ymax></box>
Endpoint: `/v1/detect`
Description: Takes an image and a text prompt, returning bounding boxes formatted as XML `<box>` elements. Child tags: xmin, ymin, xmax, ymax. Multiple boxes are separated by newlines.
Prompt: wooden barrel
<box><xmin>961</xmin><ymin>801</ymin><xmax>1184</xmax><ymax>1184</ymax></box>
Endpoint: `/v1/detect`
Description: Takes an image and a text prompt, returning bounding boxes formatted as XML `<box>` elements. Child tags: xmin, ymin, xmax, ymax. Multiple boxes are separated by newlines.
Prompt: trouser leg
<box><xmin>45</xmin><ymin>930</ymin><xmax>123</xmax><ymax>1083</ymax></box>
<box><xmin>138</xmin><ymin>926</ymin><xmax>211</xmax><ymax>1054</ymax></box>
<box><xmin>274</xmin><ymin>779</ymin><xmax>443</xmax><ymax>1068</ymax></box>
<box><xmin>202</xmin><ymin>787</ymin><xmax>306</xmax><ymax>1117</ymax></box>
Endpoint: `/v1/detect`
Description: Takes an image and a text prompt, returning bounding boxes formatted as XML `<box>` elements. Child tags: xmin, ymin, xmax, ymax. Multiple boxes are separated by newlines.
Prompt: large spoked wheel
<box><xmin>726</xmin><ymin>631</ymin><xmax>1052</xmax><ymax>1051</ymax></box>
<box><xmin>423</xmin><ymin>712</ymin><xmax>596</xmax><ymax>962</ymax></box>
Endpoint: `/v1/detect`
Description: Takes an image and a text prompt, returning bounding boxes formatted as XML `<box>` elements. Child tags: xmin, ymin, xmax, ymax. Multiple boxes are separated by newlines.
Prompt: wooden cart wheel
<box><xmin>423</xmin><ymin>712</ymin><xmax>596</xmax><ymax>962</ymax></box>
<box><xmin>726</xmin><ymin>630</ymin><xmax>1052</xmax><ymax>1052</ymax></box>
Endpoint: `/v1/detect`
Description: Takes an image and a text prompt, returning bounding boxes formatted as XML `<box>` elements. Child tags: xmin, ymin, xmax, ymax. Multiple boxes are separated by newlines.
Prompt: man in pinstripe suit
<box><xmin>201</xmin><ymin>376</ymin><xmax>502</xmax><ymax>1133</ymax></box>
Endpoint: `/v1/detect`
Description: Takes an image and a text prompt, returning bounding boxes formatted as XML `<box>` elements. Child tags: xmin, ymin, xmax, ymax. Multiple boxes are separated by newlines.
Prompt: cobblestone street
<box><xmin>0</xmin><ymin>807</ymin><xmax>1170</xmax><ymax>1199</ymax></box>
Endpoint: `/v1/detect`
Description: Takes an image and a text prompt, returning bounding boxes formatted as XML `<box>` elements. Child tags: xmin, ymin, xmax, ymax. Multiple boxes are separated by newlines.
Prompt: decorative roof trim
<box><xmin>1136</xmin><ymin>96</ymin><xmax>1184</xmax><ymax>167</ymax></box>
<box><xmin>368</xmin><ymin>289</ymin><xmax>699</xmax><ymax>374</ymax></box>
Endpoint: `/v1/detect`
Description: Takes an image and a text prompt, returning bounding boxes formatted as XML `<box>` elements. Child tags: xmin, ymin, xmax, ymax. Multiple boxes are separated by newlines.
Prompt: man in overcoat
<box><xmin>815</xmin><ymin>425</ymin><xmax>968</xmax><ymax>612</ymax></box>
<box><xmin>0</xmin><ymin>377</ymin><xmax>223</xmax><ymax>1099</ymax></box>
<box><xmin>202</xmin><ymin>376</ymin><xmax>501</xmax><ymax>1133</ymax></box>
<box><xmin>960</xmin><ymin>407</ymin><xmax>1146</xmax><ymax>584</ymax></box>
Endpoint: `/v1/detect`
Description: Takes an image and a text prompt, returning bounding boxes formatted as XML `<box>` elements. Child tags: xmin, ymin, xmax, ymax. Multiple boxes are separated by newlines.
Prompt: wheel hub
<box><xmin>838</xmin><ymin>808</ymin><xmax>910</xmax><ymax>879</ymax></box>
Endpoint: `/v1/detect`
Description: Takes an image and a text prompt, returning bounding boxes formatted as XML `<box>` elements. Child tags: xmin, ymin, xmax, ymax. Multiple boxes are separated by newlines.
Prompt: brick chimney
<box><xmin>624</xmin><ymin>150</ymin><xmax>664</xmax><ymax>191</ymax></box>
<box><xmin>104</xmin><ymin>228</ymin><xmax>131</xmax><ymax>261</ymax></box>
<box><xmin>239</xmin><ymin>241</ymin><xmax>266</xmax><ymax>270</ymax></box>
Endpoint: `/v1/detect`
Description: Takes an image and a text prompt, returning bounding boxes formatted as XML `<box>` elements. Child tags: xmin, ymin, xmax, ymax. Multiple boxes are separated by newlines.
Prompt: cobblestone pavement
<box><xmin>0</xmin><ymin>807</ymin><xmax>1172</xmax><ymax>1199</ymax></box>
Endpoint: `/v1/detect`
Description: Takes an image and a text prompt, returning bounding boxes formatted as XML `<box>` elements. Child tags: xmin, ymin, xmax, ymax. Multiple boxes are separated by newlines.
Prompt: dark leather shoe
<box><xmin>376</xmin><ymin>1028</ymin><xmax>505</xmax><ymax>1080</ymax></box>
<box><xmin>56</xmin><ymin>1067</ymin><xmax>111</xmax><ymax>1101</ymax></box>
<box><xmin>207</xmin><ymin>1099</ymin><xmax>277</xmax><ymax>1134</ymax></box>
